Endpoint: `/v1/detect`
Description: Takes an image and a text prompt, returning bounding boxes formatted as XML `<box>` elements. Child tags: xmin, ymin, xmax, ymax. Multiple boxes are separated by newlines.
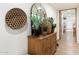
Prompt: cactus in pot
<box><xmin>31</xmin><ymin>14</ymin><xmax>41</xmax><ymax>36</ymax></box>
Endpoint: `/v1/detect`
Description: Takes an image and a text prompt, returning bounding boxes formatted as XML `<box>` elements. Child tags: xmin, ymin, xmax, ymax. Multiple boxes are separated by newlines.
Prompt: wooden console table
<box><xmin>28</xmin><ymin>32</ymin><xmax>57</xmax><ymax>55</ymax></box>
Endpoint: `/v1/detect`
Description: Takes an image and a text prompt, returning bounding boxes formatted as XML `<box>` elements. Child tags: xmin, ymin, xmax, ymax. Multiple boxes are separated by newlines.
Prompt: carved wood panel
<box><xmin>5</xmin><ymin>8</ymin><xmax>27</xmax><ymax>30</ymax></box>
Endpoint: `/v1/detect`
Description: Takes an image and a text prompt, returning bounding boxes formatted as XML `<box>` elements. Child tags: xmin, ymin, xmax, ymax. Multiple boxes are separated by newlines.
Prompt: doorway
<box><xmin>59</xmin><ymin>8</ymin><xmax>77</xmax><ymax>42</ymax></box>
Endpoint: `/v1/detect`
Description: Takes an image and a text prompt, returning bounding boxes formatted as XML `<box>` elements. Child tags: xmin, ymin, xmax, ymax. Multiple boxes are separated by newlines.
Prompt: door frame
<box><xmin>59</xmin><ymin>8</ymin><xmax>77</xmax><ymax>42</ymax></box>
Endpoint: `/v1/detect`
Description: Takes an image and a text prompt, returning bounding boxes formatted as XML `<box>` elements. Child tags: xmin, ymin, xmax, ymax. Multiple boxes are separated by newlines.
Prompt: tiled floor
<box><xmin>55</xmin><ymin>31</ymin><xmax>79</xmax><ymax>55</ymax></box>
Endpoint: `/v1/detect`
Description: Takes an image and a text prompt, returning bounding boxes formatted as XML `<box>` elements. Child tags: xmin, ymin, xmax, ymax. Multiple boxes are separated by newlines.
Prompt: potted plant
<box><xmin>31</xmin><ymin>14</ymin><xmax>41</xmax><ymax>36</ymax></box>
<box><xmin>41</xmin><ymin>19</ymin><xmax>52</xmax><ymax>35</ymax></box>
<box><xmin>52</xmin><ymin>24</ymin><xmax>56</xmax><ymax>32</ymax></box>
<box><xmin>48</xmin><ymin>17</ymin><xmax>56</xmax><ymax>33</ymax></box>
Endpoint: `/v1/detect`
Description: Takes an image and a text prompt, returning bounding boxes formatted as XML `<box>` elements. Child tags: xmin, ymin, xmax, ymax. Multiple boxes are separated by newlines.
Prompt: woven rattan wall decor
<box><xmin>5</xmin><ymin>8</ymin><xmax>27</xmax><ymax>30</ymax></box>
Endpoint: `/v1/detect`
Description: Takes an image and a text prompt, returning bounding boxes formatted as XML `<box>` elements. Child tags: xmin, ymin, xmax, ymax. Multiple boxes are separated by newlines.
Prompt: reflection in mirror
<box><xmin>31</xmin><ymin>3</ymin><xmax>46</xmax><ymax>36</ymax></box>
<box><xmin>31</xmin><ymin>3</ymin><xmax>46</xmax><ymax>21</ymax></box>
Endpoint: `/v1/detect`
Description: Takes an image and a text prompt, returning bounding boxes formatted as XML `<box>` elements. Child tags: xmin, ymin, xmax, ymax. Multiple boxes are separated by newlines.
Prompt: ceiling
<box><xmin>51</xmin><ymin>3</ymin><xmax>79</xmax><ymax>10</ymax></box>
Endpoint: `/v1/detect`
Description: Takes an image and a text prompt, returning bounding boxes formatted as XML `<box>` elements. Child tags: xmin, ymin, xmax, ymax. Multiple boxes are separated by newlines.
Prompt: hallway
<box><xmin>55</xmin><ymin>31</ymin><xmax>79</xmax><ymax>55</ymax></box>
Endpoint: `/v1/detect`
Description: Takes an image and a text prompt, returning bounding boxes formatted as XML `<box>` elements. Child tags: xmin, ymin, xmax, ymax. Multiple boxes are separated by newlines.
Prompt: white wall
<box><xmin>42</xmin><ymin>4</ymin><xmax>57</xmax><ymax>24</ymax></box>
<box><xmin>0</xmin><ymin>3</ymin><xmax>33</xmax><ymax>55</ymax></box>
<box><xmin>0</xmin><ymin>3</ymin><xmax>58</xmax><ymax>55</ymax></box>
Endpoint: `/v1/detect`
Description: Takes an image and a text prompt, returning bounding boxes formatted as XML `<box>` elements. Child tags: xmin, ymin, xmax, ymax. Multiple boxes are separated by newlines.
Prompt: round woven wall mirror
<box><xmin>5</xmin><ymin>8</ymin><xmax>27</xmax><ymax>30</ymax></box>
